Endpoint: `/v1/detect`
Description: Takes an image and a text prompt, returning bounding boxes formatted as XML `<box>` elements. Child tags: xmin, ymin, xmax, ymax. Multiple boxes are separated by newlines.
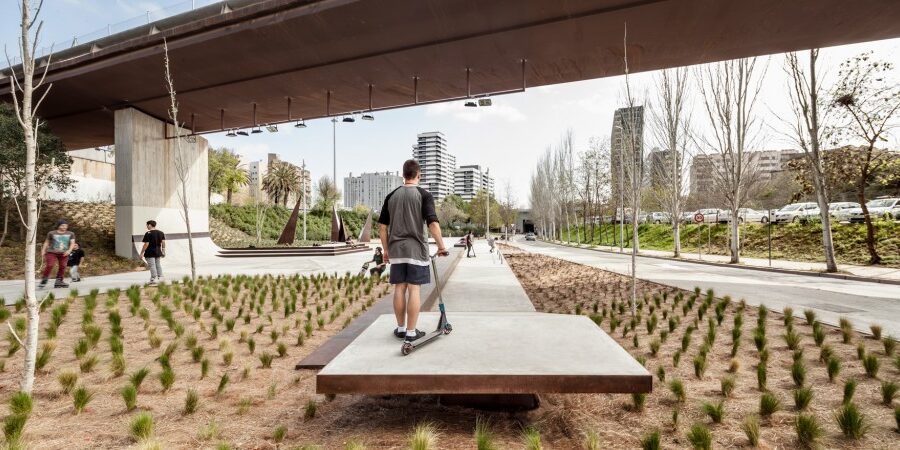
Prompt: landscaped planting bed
<box><xmin>503</xmin><ymin>246</ymin><xmax>899</xmax><ymax>449</ymax></box>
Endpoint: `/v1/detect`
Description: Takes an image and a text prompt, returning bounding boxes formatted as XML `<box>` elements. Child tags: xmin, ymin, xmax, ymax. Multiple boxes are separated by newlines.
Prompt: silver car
<box><xmin>847</xmin><ymin>198</ymin><xmax>900</xmax><ymax>223</ymax></box>
<box><xmin>692</xmin><ymin>208</ymin><xmax>725</xmax><ymax>224</ymax></box>
<box><xmin>773</xmin><ymin>202</ymin><xmax>818</xmax><ymax>224</ymax></box>
<box><xmin>646</xmin><ymin>212</ymin><xmax>672</xmax><ymax>224</ymax></box>
<box><xmin>718</xmin><ymin>208</ymin><xmax>768</xmax><ymax>224</ymax></box>
<box><xmin>806</xmin><ymin>202</ymin><xmax>860</xmax><ymax>223</ymax></box>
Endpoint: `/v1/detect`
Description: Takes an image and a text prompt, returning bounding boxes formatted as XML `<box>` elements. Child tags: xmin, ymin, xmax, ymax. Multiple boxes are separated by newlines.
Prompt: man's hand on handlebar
<box><xmin>435</xmin><ymin>248</ymin><xmax>450</xmax><ymax>257</ymax></box>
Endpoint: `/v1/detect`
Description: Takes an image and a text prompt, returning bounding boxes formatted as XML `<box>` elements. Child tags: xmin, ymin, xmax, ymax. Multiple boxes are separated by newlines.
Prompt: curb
<box><xmin>540</xmin><ymin>240</ymin><xmax>900</xmax><ymax>286</ymax></box>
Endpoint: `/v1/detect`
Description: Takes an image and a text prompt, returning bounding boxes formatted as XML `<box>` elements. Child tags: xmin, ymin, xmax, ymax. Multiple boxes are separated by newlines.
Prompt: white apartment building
<box><xmin>413</xmin><ymin>131</ymin><xmax>456</xmax><ymax>200</ymax></box>
<box><xmin>453</xmin><ymin>164</ymin><xmax>494</xmax><ymax>201</ymax></box>
<box><xmin>343</xmin><ymin>171</ymin><xmax>403</xmax><ymax>211</ymax></box>
<box><xmin>689</xmin><ymin>149</ymin><xmax>800</xmax><ymax>197</ymax></box>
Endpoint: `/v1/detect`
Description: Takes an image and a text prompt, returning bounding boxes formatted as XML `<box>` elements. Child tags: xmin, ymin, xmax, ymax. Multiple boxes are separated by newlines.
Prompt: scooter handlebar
<box><xmin>431</xmin><ymin>249</ymin><xmax>450</xmax><ymax>259</ymax></box>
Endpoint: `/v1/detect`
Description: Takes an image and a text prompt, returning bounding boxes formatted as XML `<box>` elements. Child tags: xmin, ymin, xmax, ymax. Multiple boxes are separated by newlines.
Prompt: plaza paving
<box><xmin>515</xmin><ymin>238</ymin><xmax>900</xmax><ymax>338</ymax></box>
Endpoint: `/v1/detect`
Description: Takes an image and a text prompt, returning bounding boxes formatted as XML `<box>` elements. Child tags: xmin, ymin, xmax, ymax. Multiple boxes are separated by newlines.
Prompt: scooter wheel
<box><xmin>401</xmin><ymin>342</ymin><xmax>413</xmax><ymax>355</ymax></box>
<box><xmin>443</xmin><ymin>323</ymin><xmax>453</xmax><ymax>334</ymax></box>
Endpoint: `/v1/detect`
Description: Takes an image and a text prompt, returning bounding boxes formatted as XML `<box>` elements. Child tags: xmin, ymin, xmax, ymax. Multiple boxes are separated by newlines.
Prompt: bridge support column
<box><xmin>114</xmin><ymin>108</ymin><xmax>210</xmax><ymax>259</ymax></box>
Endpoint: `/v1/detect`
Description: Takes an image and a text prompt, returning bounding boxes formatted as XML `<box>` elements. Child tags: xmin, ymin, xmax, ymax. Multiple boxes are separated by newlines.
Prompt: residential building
<box><xmin>343</xmin><ymin>171</ymin><xmax>403</xmax><ymax>211</ymax></box>
<box><xmin>610</xmin><ymin>106</ymin><xmax>644</xmax><ymax>203</ymax></box>
<box><xmin>453</xmin><ymin>164</ymin><xmax>494</xmax><ymax>201</ymax></box>
<box><xmin>242</xmin><ymin>153</ymin><xmax>311</xmax><ymax>206</ymax></box>
<box><xmin>689</xmin><ymin>149</ymin><xmax>800</xmax><ymax>198</ymax></box>
<box><xmin>413</xmin><ymin>131</ymin><xmax>456</xmax><ymax>200</ymax></box>
<box><xmin>647</xmin><ymin>147</ymin><xmax>677</xmax><ymax>189</ymax></box>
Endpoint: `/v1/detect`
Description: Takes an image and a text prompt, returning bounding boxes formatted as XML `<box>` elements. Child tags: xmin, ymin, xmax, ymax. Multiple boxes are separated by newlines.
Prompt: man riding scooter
<box><xmin>361</xmin><ymin>246</ymin><xmax>387</xmax><ymax>277</ymax></box>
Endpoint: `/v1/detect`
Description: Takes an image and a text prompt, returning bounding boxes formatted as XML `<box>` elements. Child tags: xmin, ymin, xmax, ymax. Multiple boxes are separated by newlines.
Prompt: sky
<box><xmin>2</xmin><ymin>1</ymin><xmax>899</xmax><ymax>207</ymax></box>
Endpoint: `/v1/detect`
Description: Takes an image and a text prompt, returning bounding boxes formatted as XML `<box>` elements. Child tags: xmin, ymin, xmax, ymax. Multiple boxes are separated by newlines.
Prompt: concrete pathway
<box><xmin>1</xmin><ymin>243</ymin><xmax>380</xmax><ymax>305</ymax></box>
<box><xmin>514</xmin><ymin>238</ymin><xmax>900</xmax><ymax>338</ymax></box>
<box><xmin>435</xmin><ymin>240</ymin><xmax>534</xmax><ymax>312</ymax></box>
<box><xmin>555</xmin><ymin>241</ymin><xmax>900</xmax><ymax>282</ymax></box>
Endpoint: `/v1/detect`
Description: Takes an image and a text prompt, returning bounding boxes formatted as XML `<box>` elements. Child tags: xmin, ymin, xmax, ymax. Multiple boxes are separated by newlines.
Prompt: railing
<box><xmin>4</xmin><ymin>0</ymin><xmax>223</xmax><ymax>68</ymax></box>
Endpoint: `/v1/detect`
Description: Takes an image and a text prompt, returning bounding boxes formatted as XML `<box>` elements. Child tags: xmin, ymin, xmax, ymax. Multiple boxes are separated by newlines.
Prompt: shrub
<box><xmin>122</xmin><ymin>384</ymin><xmax>138</xmax><ymax>411</ymax></box>
<box><xmin>201</xmin><ymin>358</ymin><xmax>210</xmax><ymax>379</ymax></box>
<box><xmin>35</xmin><ymin>340</ymin><xmax>56</xmax><ymax>371</ymax></box>
<box><xmin>304</xmin><ymin>399</ymin><xmax>317</xmax><ymax>419</ymax></box>
<box><xmin>159</xmin><ymin>367</ymin><xmax>175</xmax><ymax>392</ymax></box>
<box><xmin>631</xmin><ymin>392</ymin><xmax>646</xmax><ymax>412</ymax></box>
<box><xmin>521</xmin><ymin>426</ymin><xmax>541</xmax><ymax>450</ymax></box>
<box><xmin>79</xmin><ymin>354</ymin><xmax>99</xmax><ymax>373</ymax></box>
<box><xmin>649</xmin><ymin>339</ymin><xmax>660</xmax><ymax>356</ymax></box>
<box><xmin>839</xmin><ymin>317</ymin><xmax>853</xmax><ymax>343</ymax></box>
<box><xmin>183</xmin><ymin>389</ymin><xmax>200</xmax><ymax>415</ymax></box>
<box><xmin>272</xmin><ymin>424</ymin><xmax>288</xmax><ymax>444</ymax></box>
<box><xmin>110</xmin><ymin>353</ymin><xmax>127</xmax><ymax>377</ymax></box>
<box><xmin>693</xmin><ymin>354</ymin><xmax>707</xmax><ymax>379</ymax></box>
<box><xmin>702</xmin><ymin>400</ymin><xmax>725</xmax><ymax>424</ymax></box>
<box><xmin>4</xmin><ymin>413</ymin><xmax>27</xmax><ymax>443</ymax></box>
<box><xmin>791</xmin><ymin>359</ymin><xmax>806</xmax><ymax>387</ymax></box>
<box><xmin>793</xmin><ymin>387</ymin><xmax>813</xmax><ymax>411</ymax></box>
<box><xmin>474</xmin><ymin>415</ymin><xmax>497</xmax><ymax>450</ymax></box>
<box><xmin>669</xmin><ymin>379</ymin><xmax>686</xmax><ymax>403</ymax></box>
<box><xmin>753</xmin><ymin>329</ymin><xmax>766</xmax><ymax>352</ymax></box>
<box><xmin>795</xmin><ymin>414</ymin><xmax>823</xmax><ymax>449</ymax></box>
<box><xmin>784</xmin><ymin>329</ymin><xmax>801</xmax><ymax>351</ymax></box>
<box><xmin>57</xmin><ymin>370</ymin><xmax>78</xmax><ymax>395</ymax></box>
<box><xmin>812</xmin><ymin>322</ymin><xmax>825</xmax><ymax>347</ymax></box>
<box><xmin>640</xmin><ymin>430</ymin><xmax>660</xmax><ymax>450</ymax></box>
<box><xmin>408</xmin><ymin>422</ymin><xmax>439</xmax><ymax>450</ymax></box>
<box><xmin>217</xmin><ymin>373</ymin><xmax>230</xmax><ymax>395</ymax></box>
<box><xmin>686</xmin><ymin>423</ymin><xmax>712</xmax><ymax>450</ymax></box>
<box><xmin>742</xmin><ymin>416</ymin><xmax>760</xmax><ymax>447</ymax></box>
<box><xmin>130</xmin><ymin>412</ymin><xmax>155</xmax><ymax>442</ymax></box>
<box><xmin>259</xmin><ymin>352</ymin><xmax>274</xmax><ymax>369</ymax></box>
<box><xmin>130</xmin><ymin>367</ymin><xmax>150</xmax><ymax>391</ymax></box>
<box><xmin>895</xmin><ymin>405</ymin><xmax>900</xmax><ymax>432</ymax></box>
<box><xmin>881</xmin><ymin>380</ymin><xmax>898</xmax><ymax>405</ymax></box>
<box><xmin>870</xmin><ymin>324</ymin><xmax>883</xmax><ymax>340</ymax></box>
<box><xmin>862</xmin><ymin>353</ymin><xmax>880</xmax><ymax>378</ymax></box>
<box><xmin>721</xmin><ymin>376</ymin><xmax>736</xmax><ymax>398</ymax></box>
<box><xmin>826</xmin><ymin>356</ymin><xmax>841</xmax><ymax>382</ymax></box>
<box><xmin>9</xmin><ymin>392</ymin><xmax>32</xmax><ymax>417</ymax></box>
<box><xmin>803</xmin><ymin>309</ymin><xmax>816</xmax><ymax>324</ymax></box>
<box><xmin>756</xmin><ymin>364</ymin><xmax>767</xmax><ymax>391</ymax></box>
<box><xmin>759</xmin><ymin>392</ymin><xmax>780</xmax><ymax>417</ymax></box>
<box><xmin>72</xmin><ymin>386</ymin><xmax>93</xmax><ymax>414</ymax></box>
<box><xmin>844</xmin><ymin>378</ymin><xmax>858</xmax><ymax>404</ymax></box>
<box><xmin>728</xmin><ymin>358</ymin><xmax>740</xmax><ymax>373</ymax></box>
<box><xmin>857</xmin><ymin>342</ymin><xmax>866</xmax><ymax>360</ymax></box>
<box><xmin>835</xmin><ymin>402</ymin><xmax>869</xmax><ymax>439</ymax></box>
<box><xmin>277</xmin><ymin>342</ymin><xmax>288</xmax><ymax>358</ymax></box>
<box><xmin>191</xmin><ymin>346</ymin><xmax>204</xmax><ymax>363</ymax></box>
<box><xmin>884</xmin><ymin>336</ymin><xmax>897</xmax><ymax>356</ymax></box>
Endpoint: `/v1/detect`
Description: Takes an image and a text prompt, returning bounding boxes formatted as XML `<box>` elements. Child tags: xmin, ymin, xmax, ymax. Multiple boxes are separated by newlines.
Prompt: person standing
<box><xmin>40</xmin><ymin>220</ymin><xmax>76</xmax><ymax>288</ymax></box>
<box><xmin>465</xmin><ymin>231</ymin><xmax>476</xmax><ymax>258</ymax></box>
<box><xmin>67</xmin><ymin>243</ymin><xmax>86</xmax><ymax>282</ymax></box>
<box><xmin>379</xmin><ymin>159</ymin><xmax>448</xmax><ymax>343</ymax></box>
<box><xmin>139</xmin><ymin>220</ymin><xmax>166</xmax><ymax>285</ymax></box>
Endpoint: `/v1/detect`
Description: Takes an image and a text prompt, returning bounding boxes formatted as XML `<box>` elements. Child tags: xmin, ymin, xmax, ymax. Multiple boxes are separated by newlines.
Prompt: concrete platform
<box><xmin>316</xmin><ymin>312</ymin><xmax>651</xmax><ymax>394</ymax></box>
<box><xmin>438</xmin><ymin>240</ymin><xmax>534</xmax><ymax>312</ymax></box>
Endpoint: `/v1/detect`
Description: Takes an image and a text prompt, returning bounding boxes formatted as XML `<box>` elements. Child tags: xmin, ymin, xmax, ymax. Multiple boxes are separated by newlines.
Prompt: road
<box><xmin>514</xmin><ymin>238</ymin><xmax>900</xmax><ymax>338</ymax></box>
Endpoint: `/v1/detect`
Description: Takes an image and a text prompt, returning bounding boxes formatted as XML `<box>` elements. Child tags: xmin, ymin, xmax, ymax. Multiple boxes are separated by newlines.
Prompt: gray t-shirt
<box><xmin>378</xmin><ymin>185</ymin><xmax>438</xmax><ymax>266</ymax></box>
<box><xmin>46</xmin><ymin>230</ymin><xmax>75</xmax><ymax>254</ymax></box>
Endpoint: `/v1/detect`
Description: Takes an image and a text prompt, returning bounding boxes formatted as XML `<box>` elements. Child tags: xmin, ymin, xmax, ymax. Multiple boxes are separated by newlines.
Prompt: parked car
<box><xmin>681</xmin><ymin>211</ymin><xmax>696</xmax><ymax>224</ymax></box>
<box><xmin>645</xmin><ymin>212</ymin><xmax>672</xmax><ymax>224</ymax></box>
<box><xmin>847</xmin><ymin>198</ymin><xmax>900</xmax><ymax>223</ymax></box>
<box><xmin>718</xmin><ymin>208</ymin><xmax>768</xmax><ymax>224</ymax></box>
<box><xmin>691</xmin><ymin>208</ymin><xmax>725</xmax><ymax>224</ymax></box>
<box><xmin>525</xmin><ymin>232</ymin><xmax>537</xmax><ymax>241</ymax></box>
<box><xmin>806</xmin><ymin>202</ymin><xmax>860</xmax><ymax>223</ymax></box>
<box><xmin>773</xmin><ymin>202</ymin><xmax>818</xmax><ymax>224</ymax></box>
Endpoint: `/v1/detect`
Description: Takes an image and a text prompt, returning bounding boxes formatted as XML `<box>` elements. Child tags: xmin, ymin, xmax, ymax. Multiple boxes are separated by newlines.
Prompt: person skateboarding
<box><xmin>379</xmin><ymin>159</ymin><xmax>448</xmax><ymax>344</ymax></box>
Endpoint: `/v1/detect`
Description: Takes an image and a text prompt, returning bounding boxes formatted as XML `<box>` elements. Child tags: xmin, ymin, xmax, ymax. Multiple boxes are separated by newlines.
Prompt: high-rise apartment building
<box><xmin>413</xmin><ymin>131</ymin><xmax>456</xmax><ymax>200</ymax></box>
<box><xmin>343</xmin><ymin>171</ymin><xmax>403</xmax><ymax>211</ymax></box>
<box><xmin>610</xmin><ymin>106</ymin><xmax>645</xmax><ymax>203</ymax></box>
<box><xmin>689</xmin><ymin>149</ymin><xmax>800</xmax><ymax>198</ymax></box>
<box><xmin>453</xmin><ymin>164</ymin><xmax>494</xmax><ymax>201</ymax></box>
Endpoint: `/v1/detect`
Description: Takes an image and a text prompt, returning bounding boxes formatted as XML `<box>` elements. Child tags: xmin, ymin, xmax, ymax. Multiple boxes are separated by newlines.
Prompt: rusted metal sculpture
<box><xmin>358</xmin><ymin>210</ymin><xmax>373</xmax><ymax>243</ymax></box>
<box><xmin>277</xmin><ymin>197</ymin><xmax>302</xmax><ymax>245</ymax></box>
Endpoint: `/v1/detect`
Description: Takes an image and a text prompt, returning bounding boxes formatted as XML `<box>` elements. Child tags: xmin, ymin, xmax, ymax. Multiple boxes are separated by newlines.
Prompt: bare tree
<box><xmin>649</xmin><ymin>68</ymin><xmax>691</xmax><ymax>257</ymax></box>
<box><xmin>162</xmin><ymin>39</ymin><xmax>197</xmax><ymax>281</ymax></box>
<box><xmin>831</xmin><ymin>52</ymin><xmax>900</xmax><ymax>264</ymax></box>
<box><xmin>783</xmin><ymin>50</ymin><xmax>838</xmax><ymax>272</ymax></box>
<box><xmin>697</xmin><ymin>57</ymin><xmax>767</xmax><ymax>264</ymax></box>
<box><xmin>498</xmin><ymin>179</ymin><xmax>518</xmax><ymax>239</ymax></box>
<box><xmin>4</xmin><ymin>0</ymin><xmax>52</xmax><ymax>394</ymax></box>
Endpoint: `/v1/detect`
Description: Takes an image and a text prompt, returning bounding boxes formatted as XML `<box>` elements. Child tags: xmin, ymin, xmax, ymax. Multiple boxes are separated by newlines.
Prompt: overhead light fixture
<box><xmin>342</xmin><ymin>116</ymin><xmax>355</xmax><ymax>123</ymax></box>
<box><xmin>265</xmin><ymin>124</ymin><xmax>278</xmax><ymax>133</ymax></box>
<box><xmin>237</xmin><ymin>129</ymin><xmax>249</xmax><ymax>136</ymax></box>
<box><xmin>251</xmin><ymin>126</ymin><xmax>263</xmax><ymax>134</ymax></box>
<box><xmin>226</xmin><ymin>129</ymin><xmax>237</xmax><ymax>137</ymax></box>
<box><xmin>361</xmin><ymin>113</ymin><xmax>374</xmax><ymax>121</ymax></box>
<box><xmin>478</xmin><ymin>98</ymin><xmax>492</xmax><ymax>107</ymax></box>
<box><xmin>464</xmin><ymin>100</ymin><xmax>477</xmax><ymax>107</ymax></box>
<box><xmin>294</xmin><ymin>119</ymin><xmax>307</xmax><ymax>128</ymax></box>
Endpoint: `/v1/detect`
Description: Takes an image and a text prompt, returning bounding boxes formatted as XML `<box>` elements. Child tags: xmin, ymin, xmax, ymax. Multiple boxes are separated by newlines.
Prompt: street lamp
<box><xmin>614</xmin><ymin>123</ymin><xmax>624</xmax><ymax>253</ymax></box>
<box><xmin>331</xmin><ymin>117</ymin><xmax>338</xmax><ymax>185</ymax></box>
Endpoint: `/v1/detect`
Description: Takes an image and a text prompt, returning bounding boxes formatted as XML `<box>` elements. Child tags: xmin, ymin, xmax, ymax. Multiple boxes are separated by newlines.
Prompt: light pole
<box><xmin>615</xmin><ymin>124</ymin><xmax>624</xmax><ymax>253</ymax></box>
<box><xmin>331</xmin><ymin>118</ymin><xmax>338</xmax><ymax>185</ymax></box>
<box><xmin>485</xmin><ymin>168</ymin><xmax>490</xmax><ymax>238</ymax></box>
<box><xmin>302</xmin><ymin>160</ymin><xmax>307</xmax><ymax>242</ymax></box>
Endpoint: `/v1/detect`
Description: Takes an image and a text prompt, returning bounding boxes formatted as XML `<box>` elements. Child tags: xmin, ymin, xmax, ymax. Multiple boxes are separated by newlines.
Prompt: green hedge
<box><xmin>211</xmin><ymin>204</ymin><xmax>378</xmax><ymax>244</ymax></box>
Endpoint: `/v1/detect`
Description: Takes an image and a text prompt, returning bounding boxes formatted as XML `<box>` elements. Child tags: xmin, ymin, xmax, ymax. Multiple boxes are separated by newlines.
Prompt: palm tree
<box><xmin>223</xmin><ymin>165</ymin><xmax>249</xmax><ymax>205</ymax></box>
<box><xmin>262</xmin><ymin>161</ymin><xmax>300</xmax><ymax>207</ymax></box>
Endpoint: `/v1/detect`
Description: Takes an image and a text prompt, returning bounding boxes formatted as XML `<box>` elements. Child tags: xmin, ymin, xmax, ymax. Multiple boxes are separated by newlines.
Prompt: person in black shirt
<box><xmin>67</xmin><ymin>243</ymin><xmax>86</xmax><ymax>282</ymax></box>
<box><xmin>367</xmin><ymin>246</ymin><xmax>386</xmax><ymax>277</ymax></box>
<box><xmin>139</xmin><ymin>220</ymin><xmax>166</xmax><ymax>285</ymax></box>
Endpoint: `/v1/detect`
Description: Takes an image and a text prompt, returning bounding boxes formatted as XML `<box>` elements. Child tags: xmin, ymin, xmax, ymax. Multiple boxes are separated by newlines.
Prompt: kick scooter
<box><xmin>401</xmin><ymin>250</ymin><xmax>451</xmax><ymax>355</ymax></box>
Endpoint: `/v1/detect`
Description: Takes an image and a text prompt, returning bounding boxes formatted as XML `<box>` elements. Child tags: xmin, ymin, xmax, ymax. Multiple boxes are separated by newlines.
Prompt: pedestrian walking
<box><xmin>40</xmin><ymin>219</ymin><xmax>76</xmax><ymax>288</ymax></box>
<box><xmin>465</xmin><ymin>231</ymin><xmax>476</xmax><ymax>258</ymax></box>
<box><xmin>139</xmin><ymin>220</ymin><xmax>166</xmax><ymax>285</ymax></box>
<box><xmin>487</xmin><ymin>235</ymin><xmax>496</xmax><ymax>253</ymax></box>
<box><xmin>67</xmin><ymin>242</ymin><xmax>86</xmax><ymax>282</ymax></box>
<box><xmin>379</xmin><ymin>159</ymin><xmax>449</xmax><ymax>344</ymax></box>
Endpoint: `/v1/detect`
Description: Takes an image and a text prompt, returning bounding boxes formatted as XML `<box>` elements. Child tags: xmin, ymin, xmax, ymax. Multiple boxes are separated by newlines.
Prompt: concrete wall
<box><xmin>114</xmin><ymin>108</ymin><xmax>210</xmax><ymax>259</ymax></box>
<box><xmin>46</xmin><ymin>153</ymin><xmax>117</xmax><ymax>202</ymax></box>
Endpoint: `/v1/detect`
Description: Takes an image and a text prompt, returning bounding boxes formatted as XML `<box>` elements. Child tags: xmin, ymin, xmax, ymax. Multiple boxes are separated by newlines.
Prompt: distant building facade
<box><xmin>343</xmin><ymin>171</ymin><xmax>403</xmax><ymax>211</ymax></box>
<box><xmin>689</xmin><ymin>149</ymin><xmax>800</xmax><ymax>198</ymax></box>
<box><xmin>240</xmin><ymin>153</ymin><xmax>311</xmax><ymax>206</ymax></box>
<box><xmin>453</xmin><ymin>164</ymin><xmax>494</xmax><ymax>201</ymax></box>
<box><xmin>610</xmin><ymin>106</ymin><xmax>645</xmax><ymax>203</ymax></box>
<box><xmin>413</xmin><ymin>131</ymin><xmax>456</xmax><ymax>200</ymax></box>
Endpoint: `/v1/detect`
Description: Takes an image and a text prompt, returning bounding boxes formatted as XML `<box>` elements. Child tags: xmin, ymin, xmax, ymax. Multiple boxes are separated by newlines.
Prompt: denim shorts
<box><xmin>389</xmin><ymin>263</ymin><xmax>431</xmax><ymax>285</ymax></box>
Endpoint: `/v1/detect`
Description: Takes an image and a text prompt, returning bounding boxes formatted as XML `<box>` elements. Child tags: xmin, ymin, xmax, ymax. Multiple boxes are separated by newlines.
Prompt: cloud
<box><xmin>424</xmin><ymin>100</ymin><xmax>526</xmax><ymax>123</ymax></box>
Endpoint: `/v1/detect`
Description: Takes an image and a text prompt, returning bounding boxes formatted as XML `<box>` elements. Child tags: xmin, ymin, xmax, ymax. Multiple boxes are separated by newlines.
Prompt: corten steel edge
<box><xmin>295</xmin><ymin>247</ymin><xmax>463</xmax><ymax>370</ymax></box>
<box><xmin>315</xmin><ymin>313</ymin><xmax>653</xmax><ymax>395</ymax></box>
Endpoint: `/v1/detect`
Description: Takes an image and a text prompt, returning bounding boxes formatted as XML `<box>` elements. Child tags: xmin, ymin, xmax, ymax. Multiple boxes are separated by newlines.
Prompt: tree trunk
<box><xmin>672</xmin><ymin>220</ymin><xmax>681</xmax><ymax>258</ymax></box>
<box><xmin>0</xmin><ymin>201</ymin><xmax>9</xmax><ymax>248</ymax></box>
<box><xmin>729</xmin><ymin>205</ymin><xmax>740</xmax><ymax>263</ymax></box>
<box><xmin>226</xmin><ymin>188</ymin><xmax>233</xmax><ymax>205</ymax></box>
<box><xmin>857</xmin><ymin>184</ymin><xmax>880</xmax><ymax>264</ymax></box>
<box><xmin>813</xmin><ymin>177</ymin><xmax>837</xmax><ymax>271</ymax></box>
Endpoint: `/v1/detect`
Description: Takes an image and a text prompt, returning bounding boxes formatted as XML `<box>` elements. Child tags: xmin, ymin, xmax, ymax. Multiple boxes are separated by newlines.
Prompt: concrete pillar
<box><xmin>114</xmin><ymin>108</ymin><xmax>210</xmax><ymax>259</ymax></box>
